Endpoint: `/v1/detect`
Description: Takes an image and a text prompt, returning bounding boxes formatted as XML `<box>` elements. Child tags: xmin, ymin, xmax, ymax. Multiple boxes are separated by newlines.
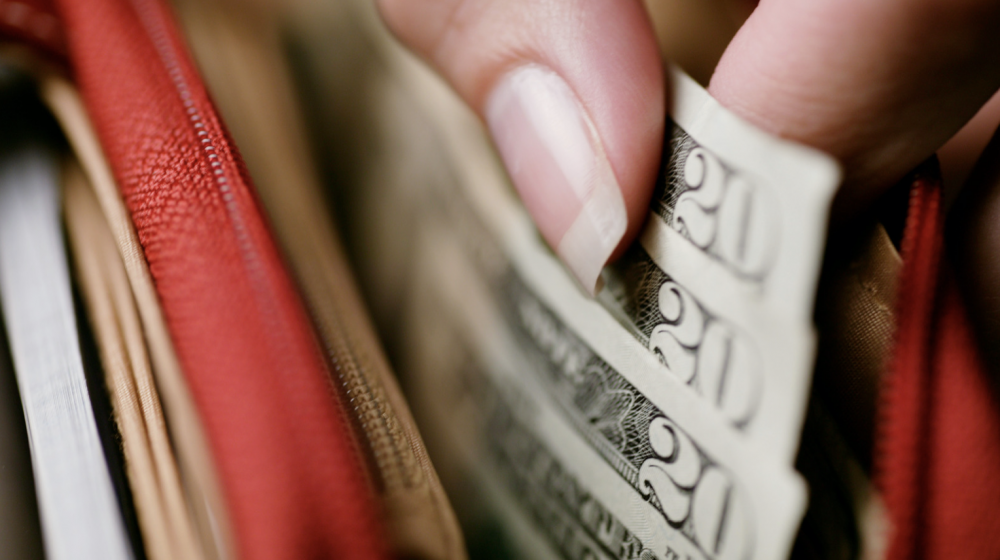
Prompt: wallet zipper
<box><xmin>874</xmin><ymin>159</ymin><xmax>942</xmax><ymax>560</ymax></box>
<box><xmin>54</xmin><ymin>0</ymin><xmax>388</xmax><ymax>557</ymax></box>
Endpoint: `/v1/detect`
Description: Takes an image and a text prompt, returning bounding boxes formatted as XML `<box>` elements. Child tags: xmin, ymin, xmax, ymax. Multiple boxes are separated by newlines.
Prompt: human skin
<box><xmin>377</xmin><ymin>0</ymin><xmax>1000</xmax><ymax>293</ymax></box>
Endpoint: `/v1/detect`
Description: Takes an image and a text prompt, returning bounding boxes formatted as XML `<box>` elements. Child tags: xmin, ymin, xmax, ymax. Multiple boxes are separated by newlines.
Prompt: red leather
<box><xmin>50</xmin><ymin>0</ymin><xmax>385</xmax><ymax>558</ymax></box>
<box><xmin>0</xmin><ymin>0</ymin><xmax>64</xmax><ymax>56</ymax></box>
<box><xmin>877</xmin><ymin>160</ymin><xmax>1000</xmax><ymax>559</ymax></box>
<box><xmin>4</xmin><ymin>2</ymin><xmax>999</xmax><ymax>559</ymax></box>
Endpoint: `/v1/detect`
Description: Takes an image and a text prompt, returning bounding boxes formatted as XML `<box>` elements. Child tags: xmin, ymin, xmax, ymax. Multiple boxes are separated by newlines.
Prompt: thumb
<box><xmin>377</xmin><ymin>0</ymin><xmax>664</xmax><ymax>291</ymax></box>
<box><xmin>709</xmin><ymin>0</ymin><xmax>1000</xmax><ymax>215</ymax></box>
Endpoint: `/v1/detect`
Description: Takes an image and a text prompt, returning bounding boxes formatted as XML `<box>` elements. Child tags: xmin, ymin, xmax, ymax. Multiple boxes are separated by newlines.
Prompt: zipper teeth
<box><xmin>315</xmin><ymin>295</ymin><xmax>420</xmax><ymax>492</ymax></box>
<box><xmin>874</xmin><ymin>167</ymin><xmax>941</xmax><ymax>560</ymax></box>
<box><xmin>136</xmin><ymin>0</ymin><xmax>415</xmax><ymax>497</ymax></box>
<box><xmin>130</xmin><ymin>0</ymin><xmax>265</xmax><ymax>318</ymax></box>
<box><xmin>125</xmin><ymin>0</ymin><xmax>381</xmax><ymax>550</ymax></box>
<box><xmin>130</xmin><ymin>0</ymin><xmax>319</xmax><ymax>424</ymax></box>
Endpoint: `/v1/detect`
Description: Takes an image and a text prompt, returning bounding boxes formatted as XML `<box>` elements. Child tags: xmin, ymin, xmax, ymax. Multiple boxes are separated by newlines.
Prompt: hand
<box><xmin>376</xmin><ymin>0</ymin><xmax>1000</xmax><ymax>292</ymax></box>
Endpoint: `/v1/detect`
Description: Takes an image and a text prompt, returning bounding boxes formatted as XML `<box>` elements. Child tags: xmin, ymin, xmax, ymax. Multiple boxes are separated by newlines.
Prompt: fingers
<box><xmin>709</xmin><ymin>0</ymin><xmax>1000</xmax><ymax>215</ymax></box>
<box><xmin>377</xmin><ymin>0</ymin><xmax>664</xmax><ymax>291</ymax></box>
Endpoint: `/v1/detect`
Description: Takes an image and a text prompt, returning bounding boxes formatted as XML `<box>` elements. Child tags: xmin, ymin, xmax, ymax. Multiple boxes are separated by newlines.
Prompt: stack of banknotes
<box><xmin>123</xmin><ymin>0</ymin><xmax>888</xmax><ymax>557</ymax></box>
<box><xmin>176</xmin><ymin>0</ymin><xmax>874</xmax><ymax>558</ymax></box>
<box><xmin>0</xmin><ymin>0</ymin><xmax>879</xmax><ymax>560</ymax></box>
<box><xmin>0</xmin><ymin>0</ymin><xmax>884</xmax><ymax>558</ymax></box>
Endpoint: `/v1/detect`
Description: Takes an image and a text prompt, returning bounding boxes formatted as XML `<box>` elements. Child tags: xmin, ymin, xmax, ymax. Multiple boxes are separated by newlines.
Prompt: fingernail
<box><xmin>486</xmin><ymin>64</ymin><xmax>627</xmax><ymax>294</ymax></box>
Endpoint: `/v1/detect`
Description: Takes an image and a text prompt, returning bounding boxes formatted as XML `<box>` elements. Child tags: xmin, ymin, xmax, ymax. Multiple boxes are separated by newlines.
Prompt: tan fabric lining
<box><xmin>171</xmin><ymin>2</ymin><xmax>467</xmax><ymax>558</ymax></box>
<box><xmin>814</xmin><ymin>223</ymin><xmax>902</xmax><ymax>466</ymax></box>
<box><xmin>64</xmin><ymin>163</ymin><xmax>204</xmax><ymax>560</ymax></box>
<box><xmin>43</xmin><ymin>75</ymin><xmax>231</xmax><ymax>560</ymax></box>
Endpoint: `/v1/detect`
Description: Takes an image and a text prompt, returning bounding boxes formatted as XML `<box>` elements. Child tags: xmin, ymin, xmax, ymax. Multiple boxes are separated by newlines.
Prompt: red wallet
<box><xmin>2</xmin><ymin>1</ymin><xmax>999</xmax><ymax>559</ymax></box>
<box><xmin>4</xmin><ymin>0</ymin><xmax>385</xmax><ymax>558</ymax></box>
